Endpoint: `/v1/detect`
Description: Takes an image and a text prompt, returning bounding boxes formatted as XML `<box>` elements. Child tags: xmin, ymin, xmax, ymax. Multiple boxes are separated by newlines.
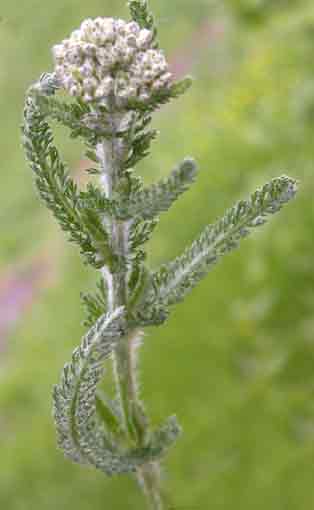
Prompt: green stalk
<box><xmin>97</xmin><ymin>129</ymin><xmax>165</xmax><ymax>509</ymax></box>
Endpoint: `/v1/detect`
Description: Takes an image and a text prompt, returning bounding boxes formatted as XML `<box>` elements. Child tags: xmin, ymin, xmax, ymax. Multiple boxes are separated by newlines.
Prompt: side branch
<box><xmin>117</xmin><ymin>158</ymin><xmax>198</xmax><ymax>220</ymax></box>
<box><xmin>147</xmin><ymin>176</ymin><xmax>297</xmax><ymax>308</ymax></box>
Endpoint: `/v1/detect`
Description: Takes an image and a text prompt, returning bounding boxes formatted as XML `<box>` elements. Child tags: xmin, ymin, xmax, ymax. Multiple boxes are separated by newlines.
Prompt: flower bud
<box><xmin>137</xmin><ymin>29</ymin><xmax>153</xmax><ymax>50</ymax></box>
<box><xmin>52</xmin><ymin>16</ymin><xmax>172</xmax><ymax>106</ymax></box>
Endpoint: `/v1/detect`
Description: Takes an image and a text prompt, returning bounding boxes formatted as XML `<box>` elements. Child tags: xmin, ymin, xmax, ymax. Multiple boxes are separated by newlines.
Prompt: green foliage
<box><xmin>118</xmin><ymin>158</ymin><xmax>198</xmax><ymax>220</ymax></box>
<box><xmin>81</xmin><ymin>279</ymin><xmax>108</xmax><ymax>328</ymax></box>
<box><xmin>22</xmin><ymin>95</ymin><xmax>91</xmax><ymax>264</ymax></box>
<box><xmin>53</xmin><ymin>307</ymin><xmax>181</xmax><ymax>475</ymax></box>
<box><xmin>144</xmin><ymin>176</ymin><xmax>297</xmax><ymax>309</ymax></box>
<box><xmin>22</xmin><ymin>89</ymin><xmax>114</xmax><ymax>270</ymax></box>
<box><xmin>79</xmin><ymin>183</ymin><xmax>113</xmax><ymax>216</ymax></box>
<box><xmin>123</xmin><ymin>121</ymin><xmax>158</xmax><ymax>171</ymax></box>
<box><xmin>95</xmin><ymin>392</ymin><xmax>125</xmax><ymax>440</ymax></box>
<box><xmin>34</xmin><ymin>93</ymin><xmax>94</xmax><ymax>142</ymax></box>
<box><xmin>128</xmin><ymin>217</ymin><xmax>159</xmax><ymax>265</ymax></box>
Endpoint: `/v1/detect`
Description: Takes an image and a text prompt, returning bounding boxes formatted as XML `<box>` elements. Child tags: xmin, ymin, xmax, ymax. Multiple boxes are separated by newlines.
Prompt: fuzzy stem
<box><xmin>136</xmin><ymin>462</ymin><xmax>164</xmax><ymax>510</ymax></box>
<box><xmin>97</xmin><ymin>127</ymin><xmax>165</xmax><ymax>509</ymax></box>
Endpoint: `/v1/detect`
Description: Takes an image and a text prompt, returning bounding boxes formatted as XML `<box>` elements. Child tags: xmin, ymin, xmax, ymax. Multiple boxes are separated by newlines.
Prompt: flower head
<box><xmin>52</xmin><ymin>17</ymin><xmax>173</xmax><ymax>107</ymax></box>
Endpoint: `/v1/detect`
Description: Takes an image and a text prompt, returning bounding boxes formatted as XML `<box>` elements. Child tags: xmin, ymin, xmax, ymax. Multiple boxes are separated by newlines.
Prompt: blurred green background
<box><xmin>1</xmin><ymin>0</ymin><xmax>314</xmax><ymax>508</ymax></box>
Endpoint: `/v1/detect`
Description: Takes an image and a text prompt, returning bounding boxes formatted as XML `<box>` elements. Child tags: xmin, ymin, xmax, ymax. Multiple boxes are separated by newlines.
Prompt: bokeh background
<box><xmin>1</xmin><ymin>0</ymin><xmax>314</xmax><ymax>508</ymax></box>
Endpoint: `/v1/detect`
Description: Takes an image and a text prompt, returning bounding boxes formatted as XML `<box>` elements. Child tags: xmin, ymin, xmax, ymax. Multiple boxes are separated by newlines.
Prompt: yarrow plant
<box><xmin>22</xmin><ymin>1</ymin><xmax>297</xmax><ymax>508</ymax></box>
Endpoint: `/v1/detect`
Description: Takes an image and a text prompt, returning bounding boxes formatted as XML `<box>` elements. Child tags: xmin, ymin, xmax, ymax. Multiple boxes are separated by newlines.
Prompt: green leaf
<box><xmin>123</xmin><ymin>128</ymin><xmax>158</xmax><ymax>170</ymax></box>
<box><xmin>53</xmin><ymin>307</ymin><xmax>131</xmax><ymax>474</ymax></box>
<box><xmin>148</xmin><ymin>415</ymin><xmax>182</xmax><ymax>455</ymax></box>
<box><xmin>117</xmin><ymin>158</ymin><xmax>198</xmax><ymax>220</ymax></box>
<box><xmin>53</xmin><ymin>307</ymin><xmax>182</xmax><ymax>475</ymax></box>
<box><xmin>22</xmin><ymin>85</ymin><xmax>115</xmax><ymax>270</ymax></box>
<box><xmin>146</xmin><ymin>176</ymin><xmax>298</xmax><ymax>308</ymax></box>
<box><xmin>81</xmin><ymin>279</ymin><xmax>108</xmax><ymax>327</ymax></box>
<box><xmin>95</xmin><ymin>393</ymin><xmax>125</xmax><ymax>439</ymax></box>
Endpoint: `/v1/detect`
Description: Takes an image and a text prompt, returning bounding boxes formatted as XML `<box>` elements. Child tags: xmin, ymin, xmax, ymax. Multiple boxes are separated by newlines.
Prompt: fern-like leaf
<box><xmin>34</xmin><ymin>94</ymin><xmax>94</xmax><ymax>140</ymax></box>
<box><xmin>123</xmin><ymin>128</ymin><xmax>158</xmax><ymax>170</ymax></box>
<box><xmin>146</xmin><ymin>176</ymin><xmax>297</xmax><ymax>308</ymax></box>
<box><xmin>117</xmin><ymin>158</ymin><xmax>198</xmax><ymax>220</ymax></box>
<box><xmin>22</xmin><ymin>83</ymin><xmax>114</xmax><ymax>269</ymax></box>
<box><xmin>53</xmin><ymin>308</ymin><xmax>180</xmax><ymax>475</ymax></box>
<box><xmin>53</xmin><ymin>308</ymin><xmax>125</xmax><ymax>468</ymax></box>
<box><xmin>31</xmin><ymin>74</ymin><xmax>112</xmax><ymax>143</ymax></box>
<box><xmin>81</xmin><ymin>279</ymin><xmax>108</xmax><ymax>328</ymax></box>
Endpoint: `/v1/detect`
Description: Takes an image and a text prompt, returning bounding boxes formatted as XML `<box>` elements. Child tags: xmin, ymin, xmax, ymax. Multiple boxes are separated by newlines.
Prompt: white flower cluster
<box><xmin>52</xmin><ymin>17</ymin><xmax>173</xmax><ymax>106</ymax></box>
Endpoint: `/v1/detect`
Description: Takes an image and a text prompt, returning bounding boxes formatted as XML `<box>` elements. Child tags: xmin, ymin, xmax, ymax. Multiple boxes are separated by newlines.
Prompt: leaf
<box><xmin>95</xmin><ymin>393</ymin><xmax>125</xmax><ymax>440</ymax></box>
<box><xmin>117</xmin><ymin>158</ymin><xmax>198</xmax><ymax>220</ymax></box>
<box><xmin>81</xmin><ymin>279</ymin><xmax>108</xmax><ymax>327</ymax></box>
<box><xmin>22</xmin><ymin>86</ymin><xmax>115</xmax><ymax>270</ymax></box>
<box><xmin>30</xmin><ymin>74</ymin><xmax>96</xmax><ymax>141</ymax></box>
<box><xmin>53</xmin><ymin>307</ymin><xmax>131</xmax><ymax>474</ymax></box>
<box><xmin>123</xmin><ymin>128</ymin><xmax>158</xmax><ymax>170</ymax></box>
<box><xmin>53</xmin><ymin>307</ymin><xmax>182</xmax><ymax>475</ymax></box>
<box><xmin>145</xmin><ymin>176</ymin><xmax>298</xmax><ymax>308</ymax></box>
<box><xmin>148</xmin><ymin>415</ymin><xmax>182</xmax><ymax>455</ymax></box>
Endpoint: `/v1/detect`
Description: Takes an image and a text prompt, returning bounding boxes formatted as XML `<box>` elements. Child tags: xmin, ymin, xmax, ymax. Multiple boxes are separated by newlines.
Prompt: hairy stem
<box><xmin>97</xmin><ymin>127</ymin><xmax>165</xmax><ymax>509</ymax></box>
<box><xmin>136</xmin><ymin>462</ymin><xmax>164</xmax><ymax>510</ymax></box>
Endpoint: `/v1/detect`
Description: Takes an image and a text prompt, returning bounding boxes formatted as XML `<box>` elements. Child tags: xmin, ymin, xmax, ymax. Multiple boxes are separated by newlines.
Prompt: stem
<box><xmin>97</xmin><ymin>123</ymin><xmax>165</xmax><ymax>509</ymax></box>
<box><xmin>136</xmin><ymin>462</ymin><xmax>164</xmax><ymax>510</ymax></box>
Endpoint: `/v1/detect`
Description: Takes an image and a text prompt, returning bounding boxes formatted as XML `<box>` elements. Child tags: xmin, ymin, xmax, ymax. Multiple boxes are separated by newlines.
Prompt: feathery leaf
<box><xmin>123</xmin><ymin>127</ymin><xmax>158</xmax><ymax>170</ymax></box>
<box><xmin>118</xmin><ymin>158</ymin><xmax>198</xmax><ymax>220</ymax></box>
<box><xmin>53</xmin><ymin>307</ymin><xmax>181</xmax><ymax>475</ymax></box>
<box><xmin>81</xmin><ymin>279</ymin><xmax>108</xmax><ymax>328</ymax></box>
<box><xmin>22</xmin><ymin>87</ymin><xmax>115</xmax><ymax>269</ymax></box>
<box><xmin>146</xmin><ymin>176</ymin><xmax>297</xmax><ymax>307</ymax></box>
